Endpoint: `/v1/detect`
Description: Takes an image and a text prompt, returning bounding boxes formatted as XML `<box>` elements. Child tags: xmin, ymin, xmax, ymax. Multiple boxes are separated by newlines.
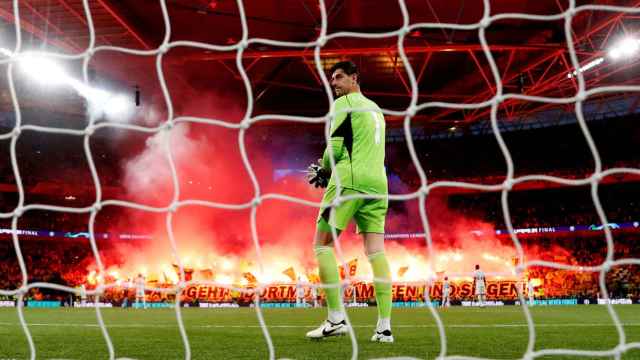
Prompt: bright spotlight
<box><xmin>608</xmin><ymin>37</ymin><xmax>640</xmax><ymax>60</ymax></box>
<box><xmin>18</xmin><ymin>53</ymin><xmax>69</xmax><ymax>86</ymax></box>
<box><xmin>0</xmin><ymin>47</ymin><xmax>136</xmax><ymax>122</ymax></box>
<box><xmin>86</xmin><ymin>90</ymin><xmax>134</xmax><ymax>122</ymax></box>
<box><xmin>567</xmin><ymin>57</ymin><xmax>604</xmax><ymax>78</ymax></box>
<box><xmin>81</xmin><ymin>85</ymin><xmax>111</xmax><ymax>105</ymax></box>
<box><xmin>104</xmin><ymin>94</ymin><xmax>135</xmax><ymax>121</ymax></box>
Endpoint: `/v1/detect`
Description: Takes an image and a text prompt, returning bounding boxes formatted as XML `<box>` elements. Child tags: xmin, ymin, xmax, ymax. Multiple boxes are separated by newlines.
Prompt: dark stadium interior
<box><xmin>2</xmin><ymin>2</ymin><xmax>640</xmax><ymax>360</ymax></box>
<box><xmin>0</xmin><ymin>0</ymin><xmax>639</xmax><ymax>305</ymax></box>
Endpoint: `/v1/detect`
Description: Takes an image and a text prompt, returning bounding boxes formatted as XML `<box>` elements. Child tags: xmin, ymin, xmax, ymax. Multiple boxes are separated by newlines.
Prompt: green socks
<box><xmin>315</xmin><ymin>246</ymin><xmax>391</xmax><ymax>328</ymax></box>
<box><xmin>315</xmin><ymin>246</ymin><xmax>342</xmax><ymax>312</ymax></box>
<box><xmin>369</xmin><ymin>251</ymin><xmax>392</xmax><ymax>321</ymax></box>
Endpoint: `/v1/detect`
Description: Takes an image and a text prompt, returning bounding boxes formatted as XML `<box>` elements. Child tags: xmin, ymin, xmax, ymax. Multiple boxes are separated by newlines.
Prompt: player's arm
<box><xmin>321</xmin><ymin>97</ymin><xmax>350</xmax><ymax>171</ymax></box>
<box><xmin>308</xmin><ymin>98</ymin><xmax>349</xmax><ymax>188</ymax></box>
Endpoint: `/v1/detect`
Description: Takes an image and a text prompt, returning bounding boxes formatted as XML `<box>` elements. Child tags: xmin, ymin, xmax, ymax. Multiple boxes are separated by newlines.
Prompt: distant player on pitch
<box><xmin>135</xmin><ymin>273</ymin><xmax>146</xmax><ymax>309</ymax></box>
<box><xmin>305</xmin><ymin>61</ymin><xmax>392</xmax><ymax>342</ymax></box>
<box><xmin>296</xmin><ymin>277</ymin><xmax>305</xmax><ymax>307</ymax></box>
<box><xmin>527</xmin><ymin>277</ymin><xmax>535</xmax><ymax>305</ymax></box>
<box><xmin>473</xmin><ymin>264</ymin><xmax>486</xmax><ymax>307</ymax></box>
<box><xmin>442</xmin><ymin>276</ymin><xmax>451</xmax><ymax>308</ymax></box>
<box><xmin>80</xmin><ymin>284</ymin><xmax>88</xmax><ymax>305</ymax></box>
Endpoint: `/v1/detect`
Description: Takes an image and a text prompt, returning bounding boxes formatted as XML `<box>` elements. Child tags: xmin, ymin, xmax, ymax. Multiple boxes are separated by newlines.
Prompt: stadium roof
<box><xmin>1</xmin><ymin>0</ymin><xmax>640</xmax><ymax>132</ymax></box>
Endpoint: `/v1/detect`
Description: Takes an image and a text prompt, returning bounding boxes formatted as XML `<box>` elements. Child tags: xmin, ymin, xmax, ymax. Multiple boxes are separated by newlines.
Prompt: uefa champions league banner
<box><xmin>167</xmin><ymin>280</ymin><xmax>522</xmax><ymax>303</ymax></box>
<box><xmin>384</xmin><ymin>221</ymin><xmax>638</xmax><ymax>239</ymax></box>
<box><xmin>0</xmin><ymin>228</ymin><xmax>152</xmax><ymax>239</ymax></box>
<box><xmin>1</xmin><ymin>221</ymin><xmax>637</xmax><ymax>240</ymax></box>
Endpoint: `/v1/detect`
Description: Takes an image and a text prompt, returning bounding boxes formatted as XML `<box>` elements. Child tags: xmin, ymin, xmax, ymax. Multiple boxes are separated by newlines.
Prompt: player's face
<box><xmin>331</xmin><ymin>69</ymin><xmax>356</xmax><ymax>97</ymax></box>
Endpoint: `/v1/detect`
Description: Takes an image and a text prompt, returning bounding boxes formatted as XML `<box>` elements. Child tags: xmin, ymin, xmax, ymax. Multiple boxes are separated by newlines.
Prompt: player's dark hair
<box><xmin>444</xmin><ymin>276</ymin><xmax>448</xmax><ymax>280</ymax></box>
<box><xmin>475</xmin><ymin>264</ymin><xmax>480</xmax><ymax>269</ymax></box>
<box><xmin>330</xmin><ymin>60</ymin><xmax>360</xmax><ymax>83</ymax></box>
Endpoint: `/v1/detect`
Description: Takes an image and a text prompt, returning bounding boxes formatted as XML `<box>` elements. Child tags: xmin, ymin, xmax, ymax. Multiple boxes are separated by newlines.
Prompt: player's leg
<box><xmin>315</xmin><ymin>222</ymin><xmax>342</xmax><ymax>320</ymax></box>
<box><xmin>306</xmin><ymin>229</ymin><xmax>346</xmax><ymax>339</ymax></box>
<box><xmin>306</xmin><ymin>187</ymin><xmax>358</xmax><ymax>339</ymax></box>
<box><xmin>364</xmin><ymin>233</ymin><xmax>393</xmax><ymax>342</ymax></box>
<box><xmin>355</xmin><ymin>193</ymin><xmax>393</xmax><ymax>343</ymax></box>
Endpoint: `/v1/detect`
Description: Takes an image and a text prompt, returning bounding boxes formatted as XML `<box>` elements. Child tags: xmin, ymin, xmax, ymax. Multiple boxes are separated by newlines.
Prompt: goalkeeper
<box><xmin>306</xmin><ymin>61</ymin><xmax>392</xmax><ymax>343</ymax></box>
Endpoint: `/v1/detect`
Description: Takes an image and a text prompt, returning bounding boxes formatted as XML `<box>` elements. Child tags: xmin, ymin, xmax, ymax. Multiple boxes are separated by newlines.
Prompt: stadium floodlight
<box><xmin>103</xmin><ymin>94</ymin><xmax>135</xmax><ymax>121</ymax></box>
<box><xmin>18</xmin><ymin>53</ymin><xmax>69</xmax><ymax>86</ymax></box>
<box><xmin>608</xmin><ymin>37</ymin><xmax>640</xmax><ymax>60</ymax></box>
<box><xmin>567</xmin><ymin>57</ymin><xmax>604</xmax><ymax>78</ymax></box>
<box><xmin>68</xmin><ymin>75</ymin><xmax>136</xmax><ymax>122</ymax></box>
<box><xmin>81</xmin><ymin>85</ymin><xmax>135</xmax><ymax>122</ymax></box>
<box><xmin>75</xmin><ymin>84</ymin><xmax>136</xmax><ymax>122</ymax></box>
<box><xmin>0</xmin><ymin>48</ymin><xmax>136</xmax><ymax>122</ymax></box>
<box><xmin>567</xmin><ymin>36</ymin><xmax>640</xmax><ymax>78</ymax></box>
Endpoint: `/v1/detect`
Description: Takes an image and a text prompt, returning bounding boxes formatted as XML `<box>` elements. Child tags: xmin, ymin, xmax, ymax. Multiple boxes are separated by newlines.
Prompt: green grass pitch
<box><xmin>0</xmin><ymin>305</ymin><xmax>639</xmax><ymax>359</ymax></box>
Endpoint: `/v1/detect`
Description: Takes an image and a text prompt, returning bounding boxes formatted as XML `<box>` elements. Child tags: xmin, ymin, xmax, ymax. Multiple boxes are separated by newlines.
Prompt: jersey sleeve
<box><xmin>321</xmin><ymin>96</ymin><xmax>350</xmax><ymax>170</ymax></box>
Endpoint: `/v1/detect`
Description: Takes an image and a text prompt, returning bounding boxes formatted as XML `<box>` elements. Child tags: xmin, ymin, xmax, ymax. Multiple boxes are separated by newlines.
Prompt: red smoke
<box><xmin>101</xmin><ymin>90</ymin><xmax>330</xmax><ymax>282</ymax></box>
<box><xmin>95</xmin><ymin>91</ymin><xmax>553</xmax><ymax>284</ymax></box>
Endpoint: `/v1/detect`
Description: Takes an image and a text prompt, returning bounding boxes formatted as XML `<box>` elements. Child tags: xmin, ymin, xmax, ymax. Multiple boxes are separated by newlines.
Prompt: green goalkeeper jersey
<box><xmin>321</xmin><ymin>92</ymin><xmax>387</xmax><ymax>195</ymax></box>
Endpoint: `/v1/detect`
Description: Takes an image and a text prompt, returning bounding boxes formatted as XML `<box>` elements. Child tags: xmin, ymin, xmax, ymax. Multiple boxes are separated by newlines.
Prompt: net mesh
<box><xmin>1</xmin><ymin>0</ymin><xmax>640</xmax><ymax>359</ymax></box>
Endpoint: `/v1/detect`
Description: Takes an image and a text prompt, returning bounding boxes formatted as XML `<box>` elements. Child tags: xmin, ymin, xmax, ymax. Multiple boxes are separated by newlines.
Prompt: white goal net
<box><xmin>1</xmin><ymin>0</ymin><xmax>640</xmax><ymax>359</ymax></box>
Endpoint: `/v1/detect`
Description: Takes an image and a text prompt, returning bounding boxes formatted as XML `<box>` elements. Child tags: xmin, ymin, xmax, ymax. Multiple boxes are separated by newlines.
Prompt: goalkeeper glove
<box><xmin>306</xmin><ymin>162</ymin><xmax>330</xmax><ymax>188</ymax></box>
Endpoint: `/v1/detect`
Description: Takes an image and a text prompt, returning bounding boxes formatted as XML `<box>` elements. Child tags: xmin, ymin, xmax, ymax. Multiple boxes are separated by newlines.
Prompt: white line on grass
<box><xmin>0</xmin><ymin>322</ymin><xmax>639</xmax><ymax>329</ymax></box>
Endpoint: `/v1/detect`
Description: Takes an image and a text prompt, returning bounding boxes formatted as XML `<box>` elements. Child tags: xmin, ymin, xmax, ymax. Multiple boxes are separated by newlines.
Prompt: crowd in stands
<box><xmin>1</xmin><ymin>229</ymin><xmax>638</xmax><ymax>302</ymax></box>
<box><xmin>0</xmin><ymin>239</ymin><xmax>93</xmax><ymax>301</ymax></box>
<box><xmin>0</xmin><ymin>129</ymin><xmax>124</xmax><ymax>214</ymax></box>
<box><xmin>386</xmin><ymin>115</ymin><xmax>639</xmax><ymax>186</ymax></box>
<box><xmin>446</xmin><ymin>183</ymin><xmax>640</xmax><ymax>229</ymax></box>
<box><xmin>521</xmin><ymin>233</ymin><xmax>640</xmax><ymax>300</ymax></box>
<box><xmin>1</xmin><ymin>108</ymin><xmax>639</xmax><ymax>303</ymax></box>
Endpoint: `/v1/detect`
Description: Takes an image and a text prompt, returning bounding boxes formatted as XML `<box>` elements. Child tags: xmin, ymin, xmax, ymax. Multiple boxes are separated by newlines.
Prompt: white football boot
<box><xmin>306</xmin><ymin>319</ymin><xmax>348</xmax><ymax>339</ymax></box>
<box><xmin>371</xmin><ymin>329</ymin><xmax>394</xmax><ymax>343</ymax></box>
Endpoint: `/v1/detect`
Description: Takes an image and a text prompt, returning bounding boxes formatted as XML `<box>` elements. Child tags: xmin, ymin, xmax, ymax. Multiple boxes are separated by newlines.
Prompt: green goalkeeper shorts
<box><xmin>316</xmin><ymin>187</ymin><xmax>388</xmax><ymax>234</ymax></box>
